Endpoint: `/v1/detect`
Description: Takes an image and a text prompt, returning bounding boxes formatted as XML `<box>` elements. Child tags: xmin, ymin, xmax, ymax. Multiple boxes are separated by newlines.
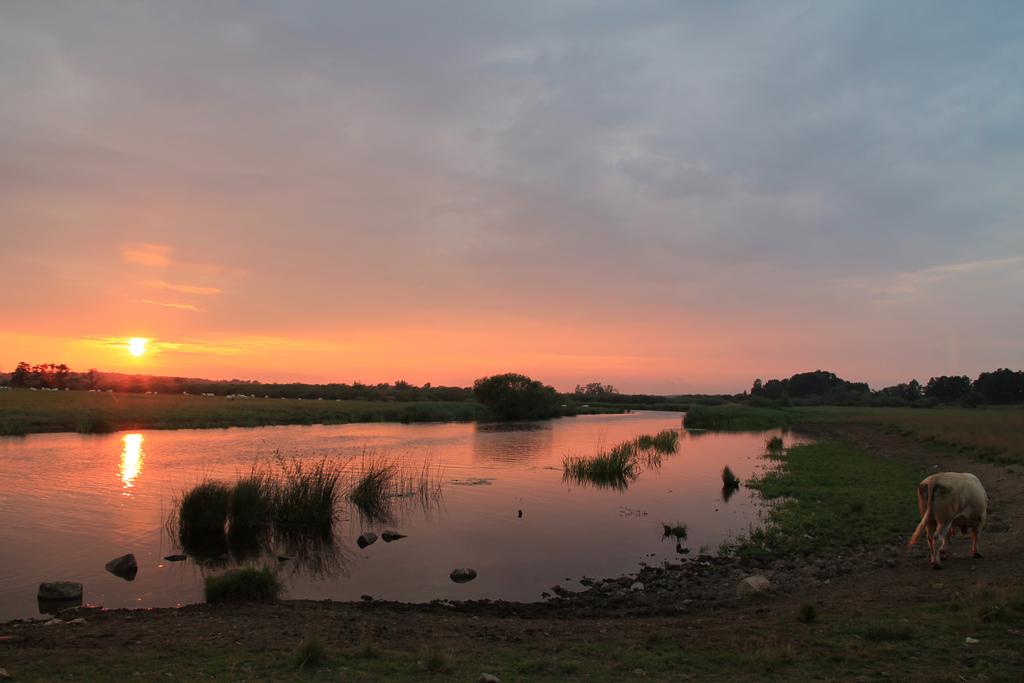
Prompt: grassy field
<box><xmin>737</xmin><ymin>440</ymin><xmax>926</xmax><ymax>561</ymax></box>
<box><xmin>685</xmin><ymin>403</ymin><xmax>1024</xmax><ymax>464</ymax></box>
<box><xmin>0</xmin><ymin>388</ymin><xmax>489</xmax><ymax>434</ymax></box>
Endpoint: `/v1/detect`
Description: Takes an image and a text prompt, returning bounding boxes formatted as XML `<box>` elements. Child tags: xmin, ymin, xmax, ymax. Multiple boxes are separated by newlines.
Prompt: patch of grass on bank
<box><xmin>0</xmin><ymin>417</ymin><xmax>29</xmax><ymax>436</ymax></box>
<box><xmin>0</xmin><ymin>387</ymin><xmax>490</xmax><ymax>434</ymax></box>
<box><xmin>204</xmin><ymin>567</ymin><xmax>282</xmax><ymax>604</ymax></box>
<box><xmin>293</xmin><ymin>636</ymin><xmax>328</xmax><ymax>670</ymax></box>
<box><xmin>684</xmin><ymin>403</ymin><xmax>1024</xmax><ymax>464</ymax></box>
<box><xmin>737</xmin><ymin>440</ymin><xmax>924</xmax><ymax>561</ymax></box>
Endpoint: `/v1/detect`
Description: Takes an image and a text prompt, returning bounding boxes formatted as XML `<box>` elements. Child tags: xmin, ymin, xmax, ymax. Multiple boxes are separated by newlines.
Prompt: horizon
<box><xmin>3</xmin><ymin>2</ymin><xmax>1022</xmax><ymax>394</ymax></box>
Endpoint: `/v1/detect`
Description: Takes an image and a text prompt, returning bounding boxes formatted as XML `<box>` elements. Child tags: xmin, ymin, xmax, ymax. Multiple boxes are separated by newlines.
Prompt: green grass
<box><xmin>685</xmin><ymin>403</ymin><xmax>1024</xmax><ymax>464</ymax></box>
<box><xmin>294</xmin><ymin>636</ymin><xmax>328</xmax><ymax>670</ymax></box>
<box><xmin>204</xmin><ymin>567</ymin><xmax>282</xmax><ymax>604</ymax></box>
<box><xmin>178</xmin><ymin>481</ymin><xmax>232</xmax><ymax>533</ymax></box>
<box><xmin>797</xmin><ymin>603</ymin><xmax>816</xmax><ymax>624</ymax></box>
<box><xmin>735</xmin><ymin>440</ymin><xmax>925</xmax><ymax>561</ymax></box>
<box><xmin>562</xmin><ymin>441</ymin><xmax>640</xmax><ymax>489</ymax></box>
<box><xmin>0</xmin><ymin>387</ymin><xmax>489</xmax><ymax>434</ymax></box>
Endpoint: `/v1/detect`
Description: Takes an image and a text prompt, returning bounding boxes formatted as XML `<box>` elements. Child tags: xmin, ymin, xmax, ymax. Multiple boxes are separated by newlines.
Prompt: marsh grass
<box><xmin>293</xmin><ymin>635</ymin><xmax>328</xmax><ymax>670</ymax></box>
<box><xmin>722</xmin><ymin>465</ymin><xmax>741</xmax><ymax>489</ymax></box>
<box><xmin>661</xmin><ymin>522</ymin><xmax>688</xmax><ymax>541</ymax></box>
<box><xmin>178</xmin><ymin>481</ymin><xmax>231</xmax><ymax>532</ymax></box>
<box><xmin>0</xmin><ymin>418</ymin><xmax>29</xmax><ymax>436</ymax></box>
<box><xmin>274</xmin><ymin>457</ymin><xmax>344</xmax><ymax>529</ymax></box>
<box><xmin>204</xmin><ymin>566</ymin><xmax>282</xmax><ymax>604</ymax></box>
<box><xmin>348</xmin><ymin>455</ymin><xmax>445</xmax><ymax>524</ymax></box>
<box><xmin>649</xmin><ymin>429</ymin><xmax>679</xmax><ymax>453</ymax></box>
<box><xmin>765</xmin><ymin>435</ymin><xmax>785</xmax><ymax>453</ymax></box>
<box><xmin>229</xmin><ymin>467</ymin><xmax>276</xmax><ymax>530</ymax></box>
<box><xmin>75</xmin><ymin>415</ymin><xmax>114</xmax><ymax>434</ymax></box>
<box><xmin>563</xmin><ymin>441</ymin><xmax>639</xmax><ymax>489</ymax></box>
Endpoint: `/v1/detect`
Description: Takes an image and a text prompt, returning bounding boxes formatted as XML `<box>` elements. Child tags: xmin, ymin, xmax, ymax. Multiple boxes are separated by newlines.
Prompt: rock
<box><xmin>357</xmin><ymin>532</ymin><xmax>378</xmax><ymax>549</ymax></box>
<box><xmin>163</xmin><ymin>554</ymin><xmax>187</xmax><ymax>562</ymax></box>
<box><xmin>105</xmin><ymin>554</ymin><xmax>138</xmax><ymax>580</ymax></box>
<box><xmin>630</xmin><ymin>582</ymin><xmax>645</xmax><ymax>592</ymax></box>
<box><xmin>38</xmin><ymin>582</ymin><xmax>83</xmax><ymax>601</ymax></box>
<box><xmin>68</xmin><ymin>617</ymin><xmax>86</xmax><ymax>624</ymax></box>
<box><xmin>479</xmin><ymin>674</ymin><xmax>501</xmax><ymax>683</ymax></box>
<box><xmin>381</xmin><ymin>530</ymin><xmax>406</xmax><ymax>543</ymax></box>
<box><xmin>450</xmin><ymin>568</ymin><xmax>478</xmax><ymax>583</ymax></box>
<box><xmin>0</xmin><ymin>667</ymin><xmax>9</xmax><ymax>679</ymax></box>
<box><xmin>736</xmin><ymin>575</ymin><xmax>771</xmax><ymax>597</ymax></box>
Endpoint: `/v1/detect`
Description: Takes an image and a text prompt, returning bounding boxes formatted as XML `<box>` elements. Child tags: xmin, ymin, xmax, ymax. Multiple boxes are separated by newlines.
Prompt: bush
<box><xmin>204</xmin><ymin>567</ymin><xmax>282</xmax><ymax>603</ymax></box>
<box><xmin>473</xmin><ymin>372</ymin><xmax>559</xmax><ymax>421</ymax></box>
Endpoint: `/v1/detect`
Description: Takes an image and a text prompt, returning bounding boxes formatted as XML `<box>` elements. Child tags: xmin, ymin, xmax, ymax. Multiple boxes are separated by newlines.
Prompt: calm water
<box><xmin>0</xmin><ymin>412</ymin><xmax>798</xmax><ymax>621</ymax></box>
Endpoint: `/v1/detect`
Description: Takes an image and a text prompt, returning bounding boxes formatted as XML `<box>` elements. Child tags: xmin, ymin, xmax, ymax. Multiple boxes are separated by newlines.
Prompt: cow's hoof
<box><xmin>931</xmin><ymin>564</ymin><xmax>943</xmax><ymax>570</ymax></box>
<box><xmin>973</xmin><ymin>552</ymin><xmax>983</xmax><ymax>559</ymax></box>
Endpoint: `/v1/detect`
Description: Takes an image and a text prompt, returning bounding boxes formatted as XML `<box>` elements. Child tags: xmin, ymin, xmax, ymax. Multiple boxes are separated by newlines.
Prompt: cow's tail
<box><xmin>908</xmin><ymin>481</ymin><xmax>934</xmax><ymax>549</ymax></box>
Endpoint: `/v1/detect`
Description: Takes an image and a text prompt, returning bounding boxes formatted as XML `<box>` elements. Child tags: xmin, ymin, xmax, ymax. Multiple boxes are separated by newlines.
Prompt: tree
<box><xmin>10</xmin><ymin>362</ymin><xmax>31</xmax><ymax>387</ymax></box>
<box><xmin>973</xmin><ymin>369</ymin><xmax>1024</xmax><ymax>405</ymax></box>
<box><xmin>924</xmin><ymin>375</ymin><xmax>971</xmax><ymax>403</ymax></box>
<box><xmin>573</xmin><ymin>382</ymin><xmax>619</xmax><ymax>398</ymax></box>
<box><xmin>473</xmin><ymin>373</ymin><xmax>559</xmax><ymax>420</ymax></box>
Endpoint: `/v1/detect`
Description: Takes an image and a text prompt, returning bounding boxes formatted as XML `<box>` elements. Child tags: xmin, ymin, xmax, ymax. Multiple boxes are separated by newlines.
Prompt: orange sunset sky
<box><xmin>2</xmin><ymin>3</ymin><xmax>1022</xmax><ymax>393</ymax></box>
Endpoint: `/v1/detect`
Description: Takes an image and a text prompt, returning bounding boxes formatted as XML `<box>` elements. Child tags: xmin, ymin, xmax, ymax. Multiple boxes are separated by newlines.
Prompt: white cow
<box><xmin>908</xmin><ymin>472</ymin><xmax>987</xmax><ymax>568</ymax></box>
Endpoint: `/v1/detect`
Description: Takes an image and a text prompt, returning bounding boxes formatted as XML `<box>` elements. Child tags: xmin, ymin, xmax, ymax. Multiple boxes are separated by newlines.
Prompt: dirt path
<box><xmin>1</xmin><ymin>426</ymin><xmax>1020</xmax><ymax>679</ymax></box>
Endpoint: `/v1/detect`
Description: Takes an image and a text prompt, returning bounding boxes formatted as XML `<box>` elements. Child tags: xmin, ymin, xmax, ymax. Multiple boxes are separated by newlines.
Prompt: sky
<box><xmin>1</xmin><ymin>1</ymin><xmax>1022</xmax><ymax>394</ymax></box>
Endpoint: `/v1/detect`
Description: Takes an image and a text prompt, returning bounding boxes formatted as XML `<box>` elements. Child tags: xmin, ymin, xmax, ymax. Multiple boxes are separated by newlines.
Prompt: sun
<box><xmin>127</xmin><ymin>337</ymin><xmax>148</xmax><ymax>357</ymax></box>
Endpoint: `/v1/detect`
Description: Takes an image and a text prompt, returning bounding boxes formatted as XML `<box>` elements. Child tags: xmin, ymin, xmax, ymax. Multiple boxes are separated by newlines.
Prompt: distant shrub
<box><xmin>204</xmin><ymin>567</ymin><xmax>282</xmax><ymax>604</ymax></box>
<box><xmin>473</xmin><ymin>372</ymin><xmax>559</xmax><ymax>420</ymax></box>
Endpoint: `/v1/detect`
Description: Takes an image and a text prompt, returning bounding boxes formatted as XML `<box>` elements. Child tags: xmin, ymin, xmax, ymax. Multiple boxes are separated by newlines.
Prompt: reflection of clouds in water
<box><xmin>119</xmin><ymin>433</ymin><xmax>144</xmax><ymax>494</ymax></box>
<box><xmin>472</xmin><ymin>421</ymin><xmax>553</xmax><ymax>463</ymax></box>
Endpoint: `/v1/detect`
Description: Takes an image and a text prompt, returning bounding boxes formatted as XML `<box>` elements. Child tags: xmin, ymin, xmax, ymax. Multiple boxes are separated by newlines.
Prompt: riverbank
<box><xmin>2</xmin><ymin>414</ymin><xmax>1021</xmax><ymax>680</ymax></box>
<box><xmin>0</xmin><ymin>388</ymin><xmax>633</xmax><ymax>435</ymax></box>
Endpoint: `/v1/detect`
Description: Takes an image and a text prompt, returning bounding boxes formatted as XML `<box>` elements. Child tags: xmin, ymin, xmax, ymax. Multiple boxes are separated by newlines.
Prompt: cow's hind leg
<box><xmin>971</xmin><ymin>529</ymin><xmax>982</xmax><ymax>559</ymax></box>
<box><xmin>931</xmin><ymin>521</ymin><xmax>954</xmax><ymax>568</ymax></box>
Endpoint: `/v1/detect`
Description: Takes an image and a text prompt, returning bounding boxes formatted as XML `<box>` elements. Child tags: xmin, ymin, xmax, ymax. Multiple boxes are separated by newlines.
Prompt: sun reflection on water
<box><xmin>120</xmin><ymin>433</ymin><xmax>144</xmax><ymax>493</ymax></box>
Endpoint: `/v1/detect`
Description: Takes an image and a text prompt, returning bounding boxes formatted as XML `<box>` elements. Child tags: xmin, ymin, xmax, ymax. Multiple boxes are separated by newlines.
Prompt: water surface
<box><xmin>0</xmin><ymin>412</ymin><xmax>797</xmax><ymax>621</ymax></box>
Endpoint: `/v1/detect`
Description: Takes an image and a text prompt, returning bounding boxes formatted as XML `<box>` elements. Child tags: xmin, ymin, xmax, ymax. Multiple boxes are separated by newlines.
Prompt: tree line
<box><xmin>749</xmin><ymin>368</ymin><xmax>1024</xmax><ymax>407</ymax></box>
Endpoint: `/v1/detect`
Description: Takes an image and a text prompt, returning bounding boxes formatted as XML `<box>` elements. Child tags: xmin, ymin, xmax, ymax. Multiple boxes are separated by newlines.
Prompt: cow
<box><xmin>908</xmin><ymin>472</ymin><xmax>987</xmax><ymax>569</ymax></box>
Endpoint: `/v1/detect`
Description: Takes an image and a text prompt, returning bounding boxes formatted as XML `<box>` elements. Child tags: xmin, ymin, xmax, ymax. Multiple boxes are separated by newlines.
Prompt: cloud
<box><xmin>134</xmin><ymin>299</ymin><xmax>205</xmax><ymax>312</ymax></box>
<box><xmin>146</xmin><ymin>280</ymin><xmax>221</xmax><ymax>295</ymax></box>
<box><xmin>122</xmin><ymin>244</ymin><xmax>171</xmax><ymax>268</ymax></box>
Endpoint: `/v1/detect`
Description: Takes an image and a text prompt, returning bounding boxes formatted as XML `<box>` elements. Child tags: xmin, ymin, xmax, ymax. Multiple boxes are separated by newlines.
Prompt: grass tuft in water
<box><xmin>563</xmin><ymin>441</ymin><xmax>639</xmax><ymax>489</ymax></box>
<box><xmin>722</xmin><ymin>465</ymin><xmax>741</xmax><ymax>489</ymax></box>
<box><xmin>349</xmin><ymin>456</ymin><xmax>399</xmax><ymax>521</ymax></box>
<box><xmin>765</xmin><ymin>435</ymin><xmax>785</xmax><ymax>453</ymax></box>
<box><xmin>229</xmin><ymin>467</ymin><xmax>276</xmax><ymax>530</ymax></box>
<box><xmin>204</xmin><ymin>566</ymin><xmax>282</xmax><ymax>604</ymax></box>
<box><xmin>649</xmin><ymin>429</ymin><xmax>680</xmax><ymax>453</ymax></box>
<box><xmin>274</xmin><ymin>457</ymin><xmax>344</xmax><ymax>529</ymax></box>
<box><xmin>179</xmin><ymin>481</ymin><xmax>231</xmax><ymax>533</ymax></box>
<box><xmin>662</xmin><ymin>522</ymin><xmax>688</xmax><ymax>541</ymax></box>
